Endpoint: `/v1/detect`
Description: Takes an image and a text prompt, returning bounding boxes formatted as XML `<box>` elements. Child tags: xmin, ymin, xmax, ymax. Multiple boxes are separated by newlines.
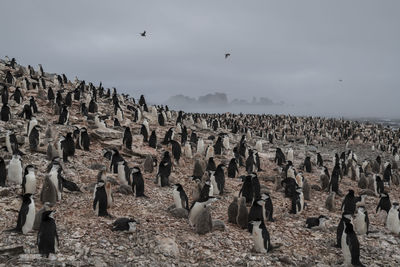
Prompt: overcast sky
<box><xmin>1</xmin><ymin>0</ymin><xmax>399</xmax><ymax>118</ymax></box>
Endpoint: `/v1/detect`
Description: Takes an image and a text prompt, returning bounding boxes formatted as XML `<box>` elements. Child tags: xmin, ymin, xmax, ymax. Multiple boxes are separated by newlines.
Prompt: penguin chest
<box><xmin>210</xmin><ymin>176</ymin><xmax>219</xmax><ymax>195</ymax></box>
<box><xmin>173</xmin><ymin>190</ymin><xmax>182</xmax><ymax>209</ymax></box>
<box><xmin>341</xmin><ymin>232</ymin><xmax>351</xmax><ymax>264</ymax></box>
<box><xmin>354</xmin><ymin>214</ymin><xmax>367</xmax><ymax>235</ymax></box>
<box><xmin>298</xmin><ymin>194</ymin><xmax>304</xmax><ymax>213</ymax></box>
<box><xmin>22</xmin><ymin>201</ymin><xmax>35</xmax><ymax>234</ymax></box>
<box><xmin>189</xmin><ymin>204</ymin><xmax>203</xmax><ymax>226</ymax></box>
<box><xmin>25</xmin><ymin>173</ymin><xmax>37</xmax><ymax>194</ymax></box>
<box><xmin>5</xmin><ymin>136</ymin><xmax>12</xmax><ymax>153</ymax></box>
<box><xmin>49</xmin><ymin>172</ymin><xmax>61</xmax><ymax>200</ymax></box>
<box><xmin>252</xmin><ymin>228</ymin><xmax>267</xmax><ymax>253</ymax></box>
<box><xmin>8</xmin><ymin>161</ymin><xmax>22</xmax><ymax>184</ymax></box>
<box><xmin>117</xmin><ymin>165</ymin><xmax>128</xmax><ymax>185</ymax></box>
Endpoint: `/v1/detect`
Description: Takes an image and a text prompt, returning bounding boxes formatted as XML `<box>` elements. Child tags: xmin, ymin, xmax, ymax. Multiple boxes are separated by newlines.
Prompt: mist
<box><xmin>1</xmin><ymin>0</ymin><xmax>399</xmax><ymax>118</ymax></box>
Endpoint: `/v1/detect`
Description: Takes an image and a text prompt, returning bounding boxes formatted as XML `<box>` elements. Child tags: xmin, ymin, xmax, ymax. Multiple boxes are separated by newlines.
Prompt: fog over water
<box><xmin>1</xmin><ymin>0</ymin><xmax>399</xmax><ymax>118</ymax></box>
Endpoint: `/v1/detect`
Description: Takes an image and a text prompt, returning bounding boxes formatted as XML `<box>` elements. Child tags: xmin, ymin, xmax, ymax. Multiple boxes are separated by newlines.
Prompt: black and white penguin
<box><xmin>123</xmin><ymin>127</ymin><xmax>132</xmax><ymax>150</ymax></box>
<box><xmin>61</xmin><ymin>132</ymin><xmax>75</xmax><ymax>162</ymax></box>
<box><xmin>274</xmin><ymin>148</ymin><xmax>286</xmax><ymax>166</ymax></box>
<box><xmin>248</xmin><ymin>199</ymin><xmax>265</xmax><ymax>232</ymax></box>
<box><xmin>173</xmin><ymin>184</ymin><xmax>189</xmax><ymax>210</ymax></box>
<box><xmin>383</xmin><ymin>163</ymin><xmax>392</xmax><ymax>185</ymax></box>
<box><xmin>261</xmin><ymin>192</ymin><xmax>274</xmax><ymax>222</ymax></box>
<box><xmin>239</xmin><ymin>175</ymin><xmax>253</xmax><ymax>204</ymax></box>
<box><xmin>317</xmin><ymin>152</ymin><xmax>324</xmax><ymax>167</ymax></box>
<box><xmin>131</xmin><ymin>167</ymin><xmax>146</xmax><ymax>197</ymax></box>
<box><xmin>170</xmin><ymin>140</ymin><xmax>182</xmax><ymax>164</ymax></box>
<box><xmin>0</xmin><ymin>157</ymin><xmax>6</xmax><ymax>187</ymax></box>
<box><xmin>104</xmin><ymin>149</ymin><xmax>124</xmax><ymax>174</ymax></box>
<box><xmin>48</xmin><ymin>161</ymin><xmax>63</xmax><ymax>201</ymax></box>
<box><xmin>37</xmin><ymin>210</ymin><xmax>59</xmax><ymax>258</ymax></box>
<box><xmin>188</xmin><ymin>196</ymin><xmax>217</xmax><ymax>226</ymax></box>
<box><xmin>227</xmin><ymin>158</ymin><xmax>238</xmax><ymax>178</ymax></box>
<box><xmin>117</xmin><ymin>161</ymin><xmax>131</xmax><ymax>186</ymax></box>
<box><xmin>157</xmin><ymin>151</ymin><xmax>172</xmax><ymax>187</ymax></box>
<box><xmin>206</xmin><ymin>157</ymin><xmax>217</xmax><ymax>172</ymax></box>
<box><xmin>250</xmin><ymin>220</ymin><xmax>271</xmax><ymax>253</ymax></box>
<box><xmin>373</xmin><ymin>174</ymin><xmax>384</xmax><ymax>196</ymax></box>
<box><xmin>162</xmin><ymin>127</ymin><xmax>174</xmax><ymax>145</ymax></box>
<box><xmin>199</xmin><ymin>180</ymin><xmax>213</xmax><ymax>199</ymax></box>
<box><xmin>1</xmin><ymin>103</ymin><xmax>11</xmax><ymax>121</ymax></box>
<box><xmin>305</xmin><ymin>215</ymin><xmax>329</xmax><ymax>229</ymax></box>
<box><xmin>30</xmin><ymin>96</ymin><xmax>38</xmax><ymax>113</ymax></box>
<box><xmin>376</xmin><ymin>192</ymin><xmax>391</xmax><ymax>218</ymax></box>
<box><xmin>62</xmin><ymin>176</ymin><xmax>81</xmax><ymax>192</ymax></box>
<box><xmin>16</xmin><ymin>194</ymin><xmax>36</xmax><ymax>234</ymax></box>
<box><xmin>341</xmin><ymin>190</ymin><xmax>357</xmax><ymax>215</ymax></box>
<box><xmin>112</xmin><ymin>218</ymin><xmax>138</xmax><ymax>232</ymax></box>
<box><xmin>93</xmin><ymin>180</ymin><xmax>109</xmax><ymax>216</ymax></box>
<box><xmin>149</xmin><ymin>130</ymin><xmax>157</xmax><ymax>148</ymax></box>
<box><xmin>140</xmin><ymin>124</ymin><xmax>149</xmax><ymax>142</ymax></box>
<box><xmin>29</xmin><ymin>125</ymin><xmax>40</xmax><ymax>151</ymax></box>
<box><xmin>22</xmin><ymin>165</ymin><xmax>36</xmax><ymax>195</ymax></box>
<box><xmin>329</xmin><ymin>164</ymin><xmax>340</xmax><ymax>194</ymax></box>
<box><xmin>336</xmin><ymin>213</ymin><xmax>352</xmax><ymax>248</ymax></box>
<box><xmin>11</xmin><ymin>87</ymin><xmax>23</xmax><ymax>104</ymax></box>
<box><xmin>76</xmin><ymin>127</ymin><xmax>90</xmax><ymax>151</ymax></box>
<box><xmin>290</xmin><ymin>187</ymin><xmax>304</xmax><ymax>214</ymax></box>
<box><xmin>47</xmin><ymin>87</ymin><xmax>55</xmax><ymax>101</ymax></box>
<box><xmin>304</xmin><ymin>156</ymin><xmax>312</xmax><ymax>173</ymax></box>
<box><xmin>251</xmin><ymin>173</ymin><xmax>261</xmax><ymax>200</ymax></box>
<box><xmin>58</xmin><ymin>105</ymin><xmax>69</xmax><ymax>125</ymax></box>
<box><xmin>342</xmin><ymin>221</ymin><xmax>364</xmax><ymax>267</ymax></box>
<box><xmin>213</xmin><ymin>164</ymin><xmax>225</xmax><ymax>195</ymax></box>
<box><xmin>354</xmin><ymin>206</ymin><xmax>369</xmax><ymax>235</ymax></box>
<box><xmin>7</xmin><ymin>154</ymin><xmax>23</xmax><ymax>185</ymax></box>
<box><xmin>386</xmin><ymin>202</ymin><xmax>400</xmax><ymax>234</ymax></box>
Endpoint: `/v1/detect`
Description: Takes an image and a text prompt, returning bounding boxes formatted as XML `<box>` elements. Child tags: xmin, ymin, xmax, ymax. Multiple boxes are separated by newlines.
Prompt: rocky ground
<box><xmin>1</xmin><ymin>61</ymin><xmax>400</xmax><ymax>266</ymax></box>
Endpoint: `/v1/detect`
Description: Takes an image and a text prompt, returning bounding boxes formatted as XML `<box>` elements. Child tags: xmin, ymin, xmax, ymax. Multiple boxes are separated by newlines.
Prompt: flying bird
<box><xmin>140</xmin><ymin>31</ymin><xmax>146</xmax><ymax>37</ymax></box>
<box><xmin>338</xmin><ymin>79</ymin><xmax>343</xmax><ymax>82</ymax></box>
<box><xmin>225</xmin><ymin>53</ymin><xmax>231</xmax><ymax>59</ymax></box>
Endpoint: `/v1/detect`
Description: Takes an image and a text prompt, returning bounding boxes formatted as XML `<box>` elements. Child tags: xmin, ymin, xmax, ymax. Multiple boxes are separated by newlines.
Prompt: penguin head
<box><xmin>256</xmin><ymin>199</ymin><xmax>265</xmax><ymax>206</ymax></box>
<box><xmin>261</xmin><ymin>193</ymin><xmax>270</xmax><ymax>200</ymax></box>
<box><xmin>205</xmin><ymin>196</ymin><xmax>217</xmax><ymax>206</ymax></box>
<box><xmin>347</xmin><ymin>190</ymin><xmax>355</xmax><ymax>197</ymax></box>
<box><xmin>173</xmin><ymin>184</ymin><xmax>183</xmax><ymax>191</ymax></box>
<box><xmin>318</xmin><ymin>215</ymin><xmax>329</xmax><ymax>223</ymax></box>
<box><xmin>392</xmin><ymin>202</ymin><xmax>399</xmax><ymax>210</ymax></box>
<box><xmin>24</xmin><ymin>165</ymin><xmax>35</xmax><ymax>174</ymax></box>
<box><xmin>249</xmin><ymin>220</ymin><xmax>262</xmax><ymax>227</ymax></box>
<box><xmin>357</xmin><ymin>206</ymin><xmax>366</xmax><ymax>214</ymax></box>
<box><xmin>380</xmin><ymin>192</ymin><xmax>388</xmax><ymax>198</ymax></box>
<box><xmin>128</xmin><ymin>220</ymin><xmax>138</xmax><ymax>232</ymax></box>
<box><xmin>42</xmin><ymin>210</ymin><xmax>56</xmax><ymax>221</ymax></box>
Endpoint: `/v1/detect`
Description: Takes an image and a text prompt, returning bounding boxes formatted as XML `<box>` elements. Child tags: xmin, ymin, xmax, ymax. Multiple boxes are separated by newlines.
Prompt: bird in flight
<box><xmin>225</xmin><ymin>53</ymin><xmax>231</xmax><ymax>59</ymax></box>
<box><xmin>140</xmin><ymin>31</ymin><xmax>146</xmax><ymax>37</ymax></box>
<box><xmin>338</xmin><ymin>79</ymin><xmax>343</xmax><ymax>82</ymax></box>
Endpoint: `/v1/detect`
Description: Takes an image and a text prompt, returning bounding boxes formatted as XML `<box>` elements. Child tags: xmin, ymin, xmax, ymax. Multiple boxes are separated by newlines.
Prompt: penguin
<box><xmin>290</xmin><ymin>187</ymin><xmax>304</xmax><ymax>214</ymax></box>
<box><xmin>117</xmin><ymin>161</ymin><xmax>131</xmax><ymax>186</ymax></box>
<box><xmin>199</xmin><ymin>180</ymin><xmax>213</xmax><ymax>199</ymax></box>
<box><xmin>336</xmin><ymin>213</ymin><xmax>352</xmax><ymax>248</ymax></box>
<box><xmin>236</xmin><ymin>197</ymin><xmax>249</xmax><ymax>229</ymax></box>
<box><xmin>304</xmin><ymin>156</ymin><xmax>312</xmax><ymax>173</ymax></box>
<box><xmin>108</xmin><ymin>149</ymin><xmax>124</xmax><ymax>174</ymax></box>
<box><xmin>274</xmin><ymin>148</ymin><xmax>285</xmax><ymax>166</ymax></box>
<box><xmin>193</xmin><ymin>159</ymin><xmax>204</xmax><ymax>180</ymax></box>
<box><xmin>33</xmin><ymin>202</ymin><xmax>51</xmax><ymax>231</ymax></box>
<box><xmin>305</xmin><ymin>215</ymin><xmax>329</xmax><ymax>229</ymax></box>
<box><xmin>149</xmin><ymin>130</ymin><xmax>157</xmax><ymax>148</ymax></box>
<box><xmin>27</xmin><ymin>116</ymin><xmax>38</xmax><ymax>137</ymax></box>
<box><xmin>302</xmin><ymin>178</ymin><xmax>311</xmax><ymax>201</ymax></box>
<box><xmin>383</xmin><ymin>163</ymin><xmax>392</xmax><ymax>185</ymax></box>
<box><xmin>48</xmin><ymin>162</ymin><xmax>63</xmax><ymax>201</ymax></box>
<box><xmin>205</xmin><ymin>145</ymin><xmax>214</xmax><ymax>161</ymax></box>
<box><xmin>251</xmin><ymin>173</ymin><xmax>261</xmax><ymax>200</ymax></box>
<box><xmin>223</xmin><ymin>135</ymin><xmax>230</xmax><ymax>150</ymax></box>
<box><xmin>206</xmin><ymin>157</ymin><xmax>217</xmax><ymax>172</ymax></box>
<box><xmin>37</xmin><ymin>210</ymin><xmax>59</xmax><ymax>258</ymax></box>
<box><xmin>341</xmin><ymin>190</ymin><xmax>357</xmax><ymax>215</ymax></box>
<box><xmin>7</xmin><ymin>154</ymin><xmax>23</xmax><ymax>185</ymax></box>
<box><xmin>197</xmin><ymin>138</ymin><xmax>205</xmax><ymax>155</ymax></box>
<box><xmin>157</xmin><ymin>151</ymin><xmax>172</xmax><ymax>187</ymax></box>
<box><xmin>1</xmin><ymin>103</ymin><xmax>11</xmax><ymax>121</ymax></box>
<box><xmin>47</xmin><ymin>87</ymin><xmax>55</xmax><ymax>101</ymax></box>
<box><xmin>183</xmin><ymin>142</ymin><xmax>192</xmax><ymax>159</ymax></box>
<box><xmin>131</xmin><ymin>167</ymin><xmax>145</xmax><ymax>197</ymax></box>
<box><xmin>227</xmin><ymin>196</ymin><xmax>239</xmax><ymax>224</ymax></box>
<box><xmin>357</xmin><ymin>166</ymin><xmax>368</xmax><ymax>189</ymax></box>
<box><xmin>170</xmin><ymin>140</ymin><xmax>182</xmax><ymax>164</ymax></box>
<box><xmin>320</xmin><ymin>167</ymin><xmax>330</xmax><ymax>191</ymax></box>
<box><xmin>248</xmin><ymin>199</ymin><xmax>265</xmax><ymax>233</ymax></box>
<box><xmin>214</xmin><ymin>164</ymin><xmax>225</xmax><ymax>195</ymax></box>
<box><xmin>93</xmin><ymin>180</ymin><xmax>109</xmax><ymax>216</ymax></box>
<box><xmin>227</xmin><ymin>158</ymin><xmax>238</xmax><ymax>178</ymax></box>
<box><xmin>342</xmin><ymin>221</ymin><xmax>364</xmax><ymax>267</ymax></box>
<box><xmin>30</xmin><ymin>97</ymin><xmax>38</xmax><ymax>113</ymax></box>
<box><xmin>123</xmin><ymin>127</ymin><xmax>132</xmax><ymax>150</ymax></box>
<box><xmin>329</xmin><ymin>164</ymin><xmax>340</xmax><ymax>194</ymax></box>
<box><xmin>22</xmin><ymin>165</ymin><xmax>36</xmax><ymax>194</ymax></box>
<box><xmin>11</xmin><ymin>87</ymin><xmax>23</xmax><ymax>104</ymax></box>
<box><xmin>188</xmin><ymin>196</ymin><xmax>217</xmax><ymax>226</ymax></box>
<box><xmin>250</xmin><ymin>220</ymin><xmax>271</xmax><ymax>253</ymax></box>
<box><xmin>255</xmin><ymin>140</ymin><xmax>262</xmax><ymax>153</ymax></box>
<box><xmin>61</xmin><ymin>133</ymin><xmax>75</xmax><ymax>162</ymax></box>
<box><xmin>62</xmin><ymin>177</ymin><xmax>81</xmax><ymax>192</ymax></box>
<box><xmin>261</xmin><ymin>192</ymin><xmax>274</xmax><ymax>222</ymax></box>
<box><xmin>144</xmin><ymin>155</ymin><xmax>155</xmax><ymax>173</ymax></box>
<box><xmin>287</xmin><ymin>148</ymin><xmax>294</xmax><ymax>162</ymax></box>
<box><xmin>195</xmin><ymin>205</ymin><xmax>213</xmax><ymax>235</ymax></box>
<box><xmin>76</xmin><ymin>127</ymin><xmax>90</xmax><ymax>151</ymax></box>
<box><xmin>373</xmin><ymin>174</ymin><xmax>384</xmax><ymax>196</ymax></box>
<box><xmin>354</xmin><ymin>206</ymin><xmax>369</xmax><ymax>235</ymax></box>
<box><xmin>214</xmin><ymin>136</ymin><xmax>223</xmax><ymax>155</ymax></box>
<box><xmin>112</xmin><ymin>218</ymin><xmax>138</xmax><ymax>232</ymax></box>
<box><xmin>40</xmin><ymin>175</ymin><xmax>58</xmax><ymax>205</ymax></box>
<box><xmin>29</xmin><ymin>125</ymin><xmax>40</xmax><ymax>151</ymax></box>
<box><xmin>0</xmin><ymin>157</ymin><xmax>6</xmax><ymax>187</ymax></box>
<box><xmin>239</xmin><ymin>175</ymin><xmax>254</xmax><ymax>204</ymax></box>
<box><xmin>281</xmin><ymin>166</ymin><xmax>297</xmax><ymax>198</ymax></box>
<box><xmin>16</xmin><ymin>194</ymin><xmax>36</xmax><ymax>234</ymax></box>
<box><xmin>325</xmin><ymin>191</ymin><xmax>336</xmax><ymax>212</ymax></box>
<box><xmin>172</xmin><ymin>184</ymin><xmax>189</xmax><ymax>210</ymax></box>
<box><xmin>317</xmin><ymin>152</ymin><xmax>324</xmax><ymax>167</ymax></box>
<box><xmin>376</xmin><ymin>192</ymin><xmax>391</xmax><ymax>220</ymax></box>
<box><xmin>386</xmin><ymin>202</ymin><xmax>400</xmax><ymax>234</ymax></box>
<box><xmin>140</xmin><ymin>124</ymin><xmax>149</xmax><ymax>142</ymax></box>
<box><xmin>162</xmin><ymin>127</ymin><xmax>174</xmax><ymax>145</ymax></box>
<box><xmin>58</xmin><ymin>105</ymin><xmax>69</xmax><ymax>125</ymax></box>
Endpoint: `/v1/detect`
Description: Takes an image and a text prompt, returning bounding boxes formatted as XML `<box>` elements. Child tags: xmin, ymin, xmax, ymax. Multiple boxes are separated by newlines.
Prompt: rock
<box><xmin>311</xmin><ymin>184</ymin><xmax>322</xmax><ymax>191</ymax></box>
<box><xmin>90</xmin><ymin>163</ymin><xmax>106</xmax><ymax>170</ymax></box>
<box><xmin>360</xmin><ymin>189</ymin><xmax>376</xmax><ymax>196</ymax></box>
<box><xmin>106</xmin><ymin>177</ymin><xmax>119</xmax><ymax>186</ymax></box>
<box><xmin>0</xmin><ymin>187</ymin><xmax>12</xmax><ymax>197</ymax></box>
<box><xmin>157</xmin><ymin>237</ymin><xmax>179</xmax><ymax>258</ymax></box>
<box><xmin>170</xmin><ymin>208</ymin><xmax>189</xmax><ymax>219</ymax></box>
<box><xmin>117</xmin><ymin>184</ymin><xmax>133</xmax><ymax>195</ymax></box>
<box><xmin>212</xmin><ymin>220</ymin><xmax>226</xmax><ymax>231</ymax></box>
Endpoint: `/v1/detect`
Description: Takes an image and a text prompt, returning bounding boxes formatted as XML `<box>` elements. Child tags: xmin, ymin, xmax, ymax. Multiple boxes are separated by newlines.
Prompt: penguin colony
<box><xmin>1</xmin><ymin>58</ymin><xmax>400</xmax><ymax>265</ymax></box>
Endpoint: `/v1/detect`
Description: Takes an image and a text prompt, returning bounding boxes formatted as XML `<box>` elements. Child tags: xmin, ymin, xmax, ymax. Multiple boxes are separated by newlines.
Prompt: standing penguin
<box><xmin>7</xmin><ymin>154</ymin><xmax>23</xmax><ymax>185</ymax></box>
<box><xmin>290</xmin><ymin>187</ymin><xmax>304</xmax><ymax>214</ymax></box>
<box><xmin>15</xmin><ymin>194</ymin><xmax>36</xmax><ymax>234</ymax></box>
<box><xmin>329</xmin><ymin>164</ymin><xmax>340</xmax><ymax>194</ymax></box>
<box><xmin>325</xmin><ymin>191</ymin><xmax>336</xmax><ymax>212</ymax></box>
<box><xmin>239</xmin><ymin>175</ymin><xmax>254</xmax><ymax>204</ymax></box>
<box><xmin>172</xmin><ymin>184</ymin><xmax>189</xmax><ymax>210</ymax></box>
<box><xmin>250</xmin><ymin>220</ymin><xmax>272</xmax><ymax>253</ymax></box>
<box><xmin>48</xmin><ymin>162</ymin><xmax>63</xmax><ymax>201</ymax></box>
<box><xmin>373</xmin><ymin>174</ymin><xmax>384</xmax><ymax>196</ymax></box>
<box><xmin>22</xmin><ymin>165</ymin><xmax>36</xmax><ymax>194</ymax></box>
<box><xmin>342</xmin><ymin>221</ymin><xmax>364</xmax><ymax>267</ymax></box>
<box><xmin>248</xmin><ymin>199</ymin><xmax>265</xmax><ymax>233</ymax></box>
<box><xmin>37</xmin><ymin>210</ymin><xmax>59</xmax><ymax>258</ymax></box>
<box><xmin>122</xmin><ymin>127</ymin><xmax>132</xmax><ymax>150</ymax></box>
<box><xmin>29</xmin><ymin>125</ymin><xmax>40</xmax><ymax>151</ymax></box>
<box><xmin>236</xmin><ymin>197</ymin><xmax>249</xmax><ymax>229</ymax></box>
<box><xmin>76</xmin><ymin>127</ymin><xmax>90</xmax><ymax>151</ymax></box>
<box><xmin>0</xmin><ymin>157</ymin><xmax>6</xmax><ymax>187</ymax></box>
<box><xmin>317</xmin><ymin>152</ymin><xmax>324</xmax><ymax>167</ymax></box>
<box><xmin>261</xmin><ymin>192</ymin><xmax>274</xmax><ymax>222</ymax></box>
<box><xmin>1</xmin><ymin>103</ymin><xmax>11</xmax><ymax>122</ymax></box>
<box><xmin>304</xmin><ymin>156</ymin><xmax>312</xmax><ymax>173</ymax></box>
<box><xmin>117</xmin><ymin>161</ymin><xmax>131</xmax><ymax>186</ymax></box>
<box><xmin>214</xmin><ymin>164</ymin><xmax>225</xmax><ymax>195</ymax></box>
<box><xmin>157</xmin><ymin>151</ymin><xmax>172</xmax><ymax>187</ymax></box>
<box><xmin>206</xmin><ymin>157</ymin><xmax>217</xmax><ymax>172</ymax></box>
<box><xmin>58</xmin><ymin>105</ymin><xmax>69</xmax><ymax>125</ymax></box>
<box><xmin>170</xmin><ymin>140</ymin><xmax>182</xmax><ymax>164</ymax></box>
<box><xmin>227</xmin><ymin>196</ymin><xmax>239</xmax><ymax>224</ymax></box>
<box><xmin>227</xmin><ymin>158</ymin><xmax>238</xmax><ymax>178</ymax></box>
<box><xmin>149</xmin><ymin>130</ymin><xmax>157</xmax><ymax>148</ymax></box>
<box><xmin>386</xmin><ymin>203</ymin><xmax>400</xmax><ymax>234</ymax></box>
<box><xmin>93</xmin><ymin>180</ymin><xmax>109</xmax><ymax>216</ymax></box>
<box><xmin>341</xmin><ymin>190</ymin><xmax>357</xmax><ymax>215</ymax></box>
<box><xmin>354</xmin><ymin>206</ymin><xmax>369</xmax><ymax>235</ymax></box>
<box><xmin>336</xmin><ymin>213</ymin><xmax>352</xmax><ymax>248</ymax></box>
<box><xmin>131</xmin><ymin>167</ymin><xmax>145</xmax><ymax>197</ymax></box>
<box><xmin>376</xmin><ymin>192</ymin><xmax>391</xmax><ymax>222</ymax></box>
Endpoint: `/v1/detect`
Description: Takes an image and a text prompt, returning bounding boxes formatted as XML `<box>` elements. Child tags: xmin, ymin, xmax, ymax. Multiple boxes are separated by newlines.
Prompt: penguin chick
<box><xmin>112</xmin><ymin>218</ymin><xmax>138</xmax><ymax>232</ymax></box>
<box><xmin>227</xmin><ymin>196</ymin><xmax>239</xmax><ymax>224</ymax></box>
<box><xmin>325</xmin><ymin>191</ymin><xmax>336</xmax><ymax>212</ymax></box>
